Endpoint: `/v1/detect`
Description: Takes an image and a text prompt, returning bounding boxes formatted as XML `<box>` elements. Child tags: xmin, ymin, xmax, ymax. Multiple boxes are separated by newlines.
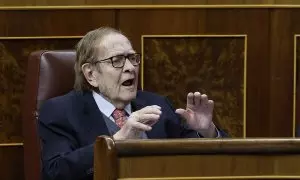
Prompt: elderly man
<box><xmin>38</xmin><ymin>27</ymin><xmax>226</xmax><ymax>180</ymax></box>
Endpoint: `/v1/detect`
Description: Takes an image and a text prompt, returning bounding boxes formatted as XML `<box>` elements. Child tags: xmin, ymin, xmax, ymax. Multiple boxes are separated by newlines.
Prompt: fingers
<box><xmin>131</xmin><ymin>121</ymin><xmax>152</xmax><ymax>131</ymax></box>
<box><xmin>194</xmin><ymin>92</ymin><xmax>201</xmax><ymax>106</ymax></box>
<box><xmin>175</xmin><ymin>108</ymin><xmax>190</xmax><ymax>120</ymax></box>
<box><xmin>115</xmin><ymin>105</ymin><xmax>162</xmax><ymax>140</ymax></box>
<box><xmin>126</xmin><ymin>105</ymin><xmax>161</xmax><ymax>130</ymax></box>
<box><xmin>131</xmin><ymin>105</ymin><xmax>161</xmax><ymax>124</ymax></box>
<box><xmin>187</xmin><ymin>92</ymin><xmax>211</xmax><ymax>107</ymax></box>
<box><xmin>133</xmin><ymin>114</ymin><xmax>160</xmax><ymax>124</ymax></box>
<box><xmin>138</xmin><ymin>105</ymin><xmax>161</xmax><ymax>115</ymax></box>
<box><xmin>113</xmin><ymin>120</ymin><xmax>152</xmax><ymax>140</ymax></box>
<box><xmin>207</xmin><ymin>100</ymin><xmax>214</xmax><ymax>110</ymax></box>
<box><xmin>187</xmin><ymin>92</ymin><xmax>194</xmax><ymax>106</ymax></box>
<box><xmin>201</xmin><ymin>94</ymin><xmax>208</xmax><ymax>105</ymax></box>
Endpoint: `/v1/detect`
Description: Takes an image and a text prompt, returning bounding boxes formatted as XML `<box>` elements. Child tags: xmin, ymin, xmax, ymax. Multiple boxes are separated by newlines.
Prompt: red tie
<box><xmin>112</xmin><ymin>109</ymin><xmax>127</xmax><ymax>128</ymax></box>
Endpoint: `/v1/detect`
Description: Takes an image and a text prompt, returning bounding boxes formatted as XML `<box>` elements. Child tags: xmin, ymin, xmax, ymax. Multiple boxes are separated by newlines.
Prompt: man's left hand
<box><xmin>175</xmin><ymin>92</ymin><xmax>217</xmax><ymax>138</ymax></box>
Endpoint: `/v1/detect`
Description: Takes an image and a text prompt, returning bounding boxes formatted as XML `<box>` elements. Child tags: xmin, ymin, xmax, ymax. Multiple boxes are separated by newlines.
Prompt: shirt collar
<box><xmin>92</xmin><ymin>91</ymin><xmax>132</xmax><ymax>117</ymax></box>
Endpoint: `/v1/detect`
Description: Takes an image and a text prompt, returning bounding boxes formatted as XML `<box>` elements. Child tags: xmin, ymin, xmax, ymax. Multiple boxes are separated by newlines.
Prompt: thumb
<box><xmin>175</xmin><ymin>108</ymin><xmax>190</xmax><ymax>121</ymax></box>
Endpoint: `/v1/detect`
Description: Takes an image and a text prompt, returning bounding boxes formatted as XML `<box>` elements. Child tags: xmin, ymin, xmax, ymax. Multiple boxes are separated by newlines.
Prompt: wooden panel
<box><xmin>270</xmin><ymin>9</ymin><xmax>300</xmax><ymax>137</ymax></box>
<box><xmin>290</xmin><ymin>10</ymin><xmax>300</xmax><ymax>137</ymax></box>
<box><xmin>0</xmin><ymin>10</ymin><xmax>116</xmax><ymax>36</ymax></box>
<box><xmin>142</xmin><ymin>36</ymin><xmax>245</xmax><ymax>137</ymax></box>
<box><xmin>119</xmin><ymin>177</ymin><xmax>300</xmax><ymax>180</ymax></box>
<box><xmin>269</xmin><ymin>9</ymin><xmax>294</xmax><ymax>137</ymax></box>
<box><xmin>205</xmin><ymin>9</ymin><xmax>271</xmax><ymax>137</ymax></box>
<box><xmin>118</xmin><ymin>9</ymin><xmax>204</xmax><ymax>53</ymax></box>
<box><xmin>0</xmin><ymin>38</ymin><xmax>79</xmax><ymax>143</ymax></box>
<box><xmin>95</xmin><ymin>136</ymin><xmax>300</xmax><ymax>180</ymax></box>
<box><xmin>295</xmin><ymin>36</ymin><xmax>300</xmax><ymax>136</ymax></box>
<box><xmin>297</xmin><ymin>38</ymin><xmax>300</xmax><ymax>137</ymax></box>
<box><xmin>119</xmin><ymin>155</ymin><xmax>300</xmax><ymax>178</ymax></box>
<box><xmin>0</xmin><ymin>145</ymin><xmax>24</xmax><ymax>180</ymax></box>
<box><xmin>0</xmin><ymin>0</ymin><xmax>86</xmax><ymax>6</ymax></box>
<box><xmin>100</xmin><ymin>137</ymin><xmax>300</xmax><ymax>179</ymax></box>
<box><xmin>206</xmin><ymin>0</ymin><xmax>257</xmax><ymax>4</ymax></box>
<box><xmin>275</xmin><ymin>0</ymin><xmax>300</xmax><ymax>4</ymax></box>
<box><xmin>119</xmin><ymin>9</ymin><xmax>270</xmax><ymax>137</ymax></box>
<box><xmin>2</xmin><ymin>0</ymin><xmax>300</xmax><ymax>6</ymax></box>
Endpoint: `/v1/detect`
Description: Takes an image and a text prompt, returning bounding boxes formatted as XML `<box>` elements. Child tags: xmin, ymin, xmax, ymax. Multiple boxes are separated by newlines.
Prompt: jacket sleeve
<box><xmin>38</xmin><ymin>100</ymin><xmax>94</xmax><ymax>180</ymax></box>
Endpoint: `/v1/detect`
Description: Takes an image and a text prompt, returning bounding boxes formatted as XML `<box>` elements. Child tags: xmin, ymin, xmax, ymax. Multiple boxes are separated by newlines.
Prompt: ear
<box><xmin>81</xmin><ymin>63</ymin><xmax>99</xmax><ymax>88</ymax></box>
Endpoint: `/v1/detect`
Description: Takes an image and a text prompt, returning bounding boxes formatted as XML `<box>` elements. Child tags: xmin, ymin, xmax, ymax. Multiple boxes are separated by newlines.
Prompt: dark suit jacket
<box><xmin>38</xmin><ymin>90</ymin><xmax>226</xmax><ymax>180</ymax></box>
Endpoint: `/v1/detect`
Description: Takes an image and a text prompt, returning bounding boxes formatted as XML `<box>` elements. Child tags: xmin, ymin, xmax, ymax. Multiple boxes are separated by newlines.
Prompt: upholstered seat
<box><xmin>22</xmin><ymin>50</ymin><xmax>76</xmax><ymax>180</ymax></box>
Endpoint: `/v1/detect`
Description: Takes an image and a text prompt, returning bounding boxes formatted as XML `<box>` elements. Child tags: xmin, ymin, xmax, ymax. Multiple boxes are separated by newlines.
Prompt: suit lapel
<box><xmin>132</xmin><ymin>94</ymin><xmax>166</xmax><ymax>139</ymax></box>
<box><xmin>131</xmin><ymin>96</ymin><xmax>146</xmax><ymax>112</ymax></box>
<box><xmin>81</xmin><ymin>91</ymin><xmax>110</xmax><ymax>141</ymax></box>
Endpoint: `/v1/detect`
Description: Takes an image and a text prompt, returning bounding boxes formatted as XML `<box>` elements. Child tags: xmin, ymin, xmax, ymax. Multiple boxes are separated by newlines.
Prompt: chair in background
<box><xmin>21</xmin><ymin>50</ymin><xmax>76</xmax><ymax>180</ymax></box>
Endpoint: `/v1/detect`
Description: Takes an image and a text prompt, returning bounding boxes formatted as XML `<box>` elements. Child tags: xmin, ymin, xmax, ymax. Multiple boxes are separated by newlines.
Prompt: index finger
<box><xmin>187</xmin><ymin>92</ymin><xmax>194</xmax><ymax>106</ymax></box>
<box><xmin>138</xmin><ymin>105</ymin><xmax>162</xmax><ymax>115</ymax></box>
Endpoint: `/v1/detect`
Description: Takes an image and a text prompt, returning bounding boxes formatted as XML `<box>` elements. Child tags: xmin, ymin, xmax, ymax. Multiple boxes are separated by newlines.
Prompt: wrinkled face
<box><xmin>83</xmin><ymin>33</ymin><xmax>139</xmax><ymax>108</ymax></box>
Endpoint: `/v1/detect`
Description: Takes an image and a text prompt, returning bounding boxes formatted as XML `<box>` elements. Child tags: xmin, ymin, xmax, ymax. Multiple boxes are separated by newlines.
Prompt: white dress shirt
<box><xmin>92</xmin><ymin>91</ymin><xmax>131</xmax><ymax>122</ymax></box>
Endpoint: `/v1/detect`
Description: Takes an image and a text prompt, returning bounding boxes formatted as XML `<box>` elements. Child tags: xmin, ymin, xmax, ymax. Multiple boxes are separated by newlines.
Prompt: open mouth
<box><xmin>122</xmin><ymin>78</ymin><xmax>135</xmax><ymax>86</ymax></box>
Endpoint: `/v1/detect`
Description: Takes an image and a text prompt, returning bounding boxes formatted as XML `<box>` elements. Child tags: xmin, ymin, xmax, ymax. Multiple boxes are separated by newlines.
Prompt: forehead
<box><xmin>98</xmin><ymin>33</ymin><xmax>134</xmax><ymax>57</ymax></box>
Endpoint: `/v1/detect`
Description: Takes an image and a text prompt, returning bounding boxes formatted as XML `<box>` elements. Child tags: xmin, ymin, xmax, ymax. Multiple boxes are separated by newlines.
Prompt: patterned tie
<box><xmin>112</xmin><ymin>109</ymin><xmax>127</xmax><ymax>128</ymax></box>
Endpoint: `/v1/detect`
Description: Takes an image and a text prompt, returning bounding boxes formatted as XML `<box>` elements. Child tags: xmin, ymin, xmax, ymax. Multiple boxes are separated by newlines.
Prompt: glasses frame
<box><xmin>93</xmin><ymin>53</ymin><xmax>141</xmax><ymax>68</ymax></box>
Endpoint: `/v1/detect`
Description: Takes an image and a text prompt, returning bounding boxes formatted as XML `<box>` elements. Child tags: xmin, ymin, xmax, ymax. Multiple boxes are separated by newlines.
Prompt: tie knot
<box><xmin>112</xmin><ymin>109</ymin><xmax>126</xmax><ymax>120</ymax></box>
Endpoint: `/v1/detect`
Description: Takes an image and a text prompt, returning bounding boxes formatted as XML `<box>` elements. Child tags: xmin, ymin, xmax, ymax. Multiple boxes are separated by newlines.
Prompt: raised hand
<box><xmin>175</xmin><ymin>92</ymin><xmax>216</xmax><ymax>138</ymax></box>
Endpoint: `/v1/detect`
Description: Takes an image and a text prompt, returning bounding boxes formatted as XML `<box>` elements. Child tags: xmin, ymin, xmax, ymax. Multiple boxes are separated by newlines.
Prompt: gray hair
<box><xmin>73</xmin><ymin>27</ymin><xmax>124</xmax><ymax>91</ymax></box>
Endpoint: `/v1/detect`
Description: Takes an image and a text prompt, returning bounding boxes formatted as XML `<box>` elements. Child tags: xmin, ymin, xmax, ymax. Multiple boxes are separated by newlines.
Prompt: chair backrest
<box><xmin>22</xmin><ymin>50</ymin><xmax>76</xmax><ymax>180</ymax></box>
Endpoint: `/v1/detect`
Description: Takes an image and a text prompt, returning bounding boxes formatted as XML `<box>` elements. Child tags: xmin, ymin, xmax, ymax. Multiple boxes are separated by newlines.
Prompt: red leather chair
<box><xmin>22</xmin><ymin>50</ymin><xmax>76</xmax><ymax>180</ymax></box>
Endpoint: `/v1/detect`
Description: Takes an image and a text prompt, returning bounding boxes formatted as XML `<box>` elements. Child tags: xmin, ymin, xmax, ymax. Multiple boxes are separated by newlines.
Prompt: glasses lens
<box><xmin>129</xmin><ymin>54</ymin><xmax>140</xmax><ymax>65</ymax></box>
<box><xmin>110</xmin><ymin>54</ymin><xmax>141</xmax><ymax>68</ymax></box>
<box><xmin>112</xmin><ymin>55</ymin><xmax>125</xmax><ymax>68</ymax></box>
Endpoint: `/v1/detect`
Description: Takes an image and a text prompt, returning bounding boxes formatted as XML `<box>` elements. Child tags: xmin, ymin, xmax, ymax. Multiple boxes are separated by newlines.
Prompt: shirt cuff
<box><xmin>215</xmin><ymin>128</ymin><xmax>221</xmax><ymax>138</ymax></box>
<box><xmin>197</xmin><ymin>127</ymin><xmax>221</xmax><ymax>138</ymax></box>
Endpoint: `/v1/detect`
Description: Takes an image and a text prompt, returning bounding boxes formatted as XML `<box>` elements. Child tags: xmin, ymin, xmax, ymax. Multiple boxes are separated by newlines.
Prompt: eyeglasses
<box><xmin>94</xmin><ymin>53</ymin><xmax>141</xmax><ymax>68</ymax></box>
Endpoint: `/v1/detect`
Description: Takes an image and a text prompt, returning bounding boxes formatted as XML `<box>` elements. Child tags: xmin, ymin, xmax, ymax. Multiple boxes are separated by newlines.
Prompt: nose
<box><xmin>123</xmin><ymin>59</ymin><xmax>136</xmax><ymax>72</ymax></box>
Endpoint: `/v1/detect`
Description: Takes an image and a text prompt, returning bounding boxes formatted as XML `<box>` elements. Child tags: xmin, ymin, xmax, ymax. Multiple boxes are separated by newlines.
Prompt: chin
<box><xmin>121</xmin><ymin>90</ymin><xmax>137</xmax><ymax>102</ymax></box>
